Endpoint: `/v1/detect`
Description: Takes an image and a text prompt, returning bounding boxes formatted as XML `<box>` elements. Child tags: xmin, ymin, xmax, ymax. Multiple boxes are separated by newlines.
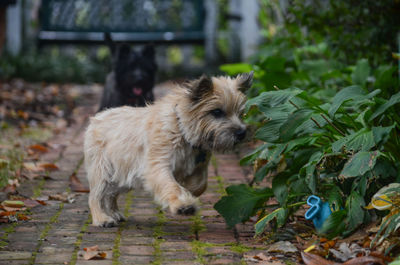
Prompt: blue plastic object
<box><xmin>305</xmin><ymin>195</ymin><xmax>332</xmax><ymax>230</ymax></box>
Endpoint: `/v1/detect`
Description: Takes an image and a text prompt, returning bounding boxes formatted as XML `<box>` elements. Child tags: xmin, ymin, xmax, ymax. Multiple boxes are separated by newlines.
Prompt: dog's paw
<box><xmin>177</xmin><ymin>205</ymin><xmax>196</xmax><ymax>215</ymax></box>
<box><xmin>100</xmin><ymin>220</ymin><xmax>118</xmax><ymax>228</ymax></box>
<box><xmin>111</xmin><ymin>211</ymin><xmax>126</xmax><ymax>222</ymax></box>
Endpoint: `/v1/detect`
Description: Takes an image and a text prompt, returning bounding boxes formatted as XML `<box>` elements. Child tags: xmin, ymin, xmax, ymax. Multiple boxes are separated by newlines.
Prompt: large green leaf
<box><xmin>255</xmin><ymin>208</ymin><xmax>287</xmax><ymax>235</ymax></box>
<box><xmin>272</xmin><ymin>175</ymin><xmax>288</xmax><ymax>205</ymax></box>
<box><xmin>246</xmin><ymin>89</ymin><xmax>303</xmax><ymax>112</ymax></box>
<box><xmin>240</xmin><ymin>144</ymin><xmax>268</xmax><ymax>166</ymax></box>
<box><xmin>214</xmin><ymin>184</ymin><xmax>273</xmax><ymax>228</ymax></box>
<box><xmin>369</xmin><ymin>92</ymin><xmax>400</xmax><ymax>121</ymax></box>
<box><xmin>332</xmin><ymin>128</ymin><xmax>374</xmax><ymax>152</ymax></box>
<box><xmin>340</xmin><ymin>151</ymin><xmax>381</xmax><ymax>178</ymax></box>
<box><xmin>346</xmin><ymin>191</ymin><xmax>365</xmax><ymax>231</ymax></box>
<box><xmin>351</xmin><ymin>59</ymin><xmax>370</xmax><ymax>87</ymax></box>
<box><xmin>372</xmin><ymin>125</ymin><xmax>395</xmax><ymax>147</ymax></box>
<box><xmin>255</xmin><ymin>118</ymin><xmax>287</xmax><ymax>143</ymax></box>
<box><xmin>258</xmin><ymin>104</ymin><xmax>295</xmax><ymax>120</ymax></box>
<box><xmin>279</xmin><ymin>109</ymin><xmax>314</xmax><ymax>142</ymax></box>
<box><xmin>328</xmin><ymin>85</ymin><xmax>365</xmax><ymax>117</ymax></box>
<box><xmin>299</xmin><ymin>151</ymin><xmax>323</xmax><ymax>193</ymax></box>
<box><xmin>374</xmin><ymin>65</ymin><xmax>399</xmax><ymax>94</ymax></box>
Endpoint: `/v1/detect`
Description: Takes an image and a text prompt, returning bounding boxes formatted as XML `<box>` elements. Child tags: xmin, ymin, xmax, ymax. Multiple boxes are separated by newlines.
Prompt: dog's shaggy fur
<box><xmin>84</xmin><ymin>72</ymin><xmax>253</xmax><ymax>227</ymax></box>
<box><xmin>99</xmin><ymin>34</ymin><xmax>157</xmax><ymax>111</ymax></box>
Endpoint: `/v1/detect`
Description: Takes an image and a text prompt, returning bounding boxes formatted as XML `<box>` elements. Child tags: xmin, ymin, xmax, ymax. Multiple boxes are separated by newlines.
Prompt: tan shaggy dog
<box><xmin>84</xmin><ymin>72</ymin><xmax>253</xmax><ymax>227</ymax></box>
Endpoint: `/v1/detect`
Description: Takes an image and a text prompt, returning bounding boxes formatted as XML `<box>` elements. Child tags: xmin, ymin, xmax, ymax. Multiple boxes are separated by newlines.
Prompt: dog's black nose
<box><xmin>235</xmin><ymin>128</ymin><xmax>246</xmax><ymax>141</ymax></box>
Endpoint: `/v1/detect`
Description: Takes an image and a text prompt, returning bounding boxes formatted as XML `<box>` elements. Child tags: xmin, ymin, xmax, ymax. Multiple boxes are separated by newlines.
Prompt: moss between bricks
<box><xmin>0</xmin><ymin>223</ymin><xmax>18</xmax><ymax>248</ymax></box>
<box><xmin>112</xmin><ymin>191</ymin><xmax>134</xmax><ymax>265</ymax></box>
<box><xmin>28</xmin><ymin>202</ymin><xmax>64</xmax><ymax>265</ymax></box>
<box><xmin>69</xmin><ymin>215</ymin><xmax>92</xmax><ymax>265</ymax></box>
<box><xmin>151</xmin><ymin>207</ymin><xmax>166</xmax><ymax>265</ymax></box>
<box><xmin>30</xmin><ymin>154</ymin><xmax>83</xmax><ymax>264</ymax></box>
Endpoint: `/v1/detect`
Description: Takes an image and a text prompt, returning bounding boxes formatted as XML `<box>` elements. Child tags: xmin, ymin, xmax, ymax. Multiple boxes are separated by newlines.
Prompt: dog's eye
<box><xmin>211</xmin><ymin>108</ymin><xmax>225</xmax><ymax>118</ymax></box>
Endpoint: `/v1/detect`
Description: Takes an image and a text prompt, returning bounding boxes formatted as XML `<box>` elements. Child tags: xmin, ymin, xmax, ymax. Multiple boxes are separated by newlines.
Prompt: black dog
<box><xmin>99</xmin><ymin>34</ymin><xmax>157</xmax><ymax>111</ymax></box>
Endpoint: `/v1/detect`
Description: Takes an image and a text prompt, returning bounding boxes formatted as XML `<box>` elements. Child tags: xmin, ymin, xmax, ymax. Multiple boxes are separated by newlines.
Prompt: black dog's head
<box><xmin>113</xmin><ymin>44</ymin><xmax>157</xmax><ymax>105</ymax></box>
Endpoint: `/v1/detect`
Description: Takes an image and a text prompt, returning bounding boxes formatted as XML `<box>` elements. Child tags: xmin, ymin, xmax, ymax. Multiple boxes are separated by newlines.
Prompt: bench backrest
<box><xmin>38</xmin><ymin>0</ymin><xmax>206</xmax><ymax>44</ymax></box>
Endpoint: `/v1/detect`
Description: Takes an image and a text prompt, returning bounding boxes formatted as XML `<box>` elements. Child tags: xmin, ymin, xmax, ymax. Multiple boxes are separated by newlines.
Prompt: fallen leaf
<box><xmin>49</xmin><ymin>193</ymin><xmax>75</xmax><ymax>203</ymax></box>
<box><xmin>253</xmin><ymin>252</ymin><xmax>270</xmax><ymax>261</ymax></box>
<box><xmin>323</xmin><ymin>240</ymin><xmax>336</xmax><ymax>250</ymax></box>
<box><xmin>2</xmin><ymin>205</ymin><xmax>27</xmax><ymax>212</ymax></box>
<box><xmin>329</xmin><ymin>243</ymin><xmax>366</xmax><ymax>262</ymax></box>
<box><xmin>23</xmin><ymin>162</ymin><xmax>42</xmax><ymax>172</ymax></box>
<box><xmin>37</xmin><ymin>163</ymin><xmax>59</xmax><ymax>171</ymax></box>
<box><xmin>21</xmin><ymin>199</ymin><xmax>42</xmax><ymax>208</ymax></box>
<box><xmin>1</xmin><ymin>184</ymin><xmax>17</xmax><ymax>194</ymax></box>
<box><xmin>243</xmin><ymin>252</ymin><xmax>285</xmax><ymax>264</ymax></box>
<box><xmin>69</xmin><ymin>173</ymin><xmax>89</xmax><ymax>193</ymax></box>
<box><xmin>370</xmin><ymin>251</ymin><xmax>393</xmax><ymax>263</ymax></box>
<box><xmin>0</xmin><ymin>218</ymin><xmax>9</xmax><ymax>223</ymax></box>
<box><xmin>301</xmin><ymin>252</ymin><xmax>336</xmax><ymax>265</ymax></box>
<box><xmin>83</xmin><ymin>245</ymin><xmax>107</xmax><ymax>260</ymax></box>
<box><xmin>28</xmin><ymin>144</ymin><xmax>49</xmax><ymax>153</ymax></box>
<box><xmin>16</xmin><ymin>213</ymin><xmax>30</xmax><ymax>221</ymax></box>
<box><xmin>267</xmin><ymin>241</ymin><xmax>298</xmax><ymax>253</ymax></box>
<box><xmin>2</xmin><ymin>200</ymin><xmax>25</xmax><ymax>208</ymax></box>
<box><xmin>342</xmin><ymin>256</ymin><xmax>385</xmax><ymax>265</ymax></box>
<box><xmin>0</xmin><ymin>211</ymin><xmax>17</xmax><ymax>217</ymax></box>
<box><xmin>83</xmin><ymin>245</ymin><xmax>99</xmax><ymax>252</ymax></box>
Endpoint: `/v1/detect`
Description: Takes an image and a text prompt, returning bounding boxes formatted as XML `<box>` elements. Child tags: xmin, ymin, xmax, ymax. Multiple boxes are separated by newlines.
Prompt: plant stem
<box><xmin>320</xmin><ymin>114</ymin><xmax>346</xmax><ymax>136</ymax></box>
<box><xmin>274</xmin><ymin>85</ymin><xmax>335</xmax><ymax>141</ymax></box>
<box><xmin>287</xmin><ymin>201</ymin><xmax>307</xmax><ymax>208</ymax></box>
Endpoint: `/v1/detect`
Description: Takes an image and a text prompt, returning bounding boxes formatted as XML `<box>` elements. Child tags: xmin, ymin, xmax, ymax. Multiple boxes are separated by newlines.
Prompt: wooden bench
<box><xmin>38</xmin><ymin>0</ymin><xmax>211</xmax><ymax>45</ymax></box>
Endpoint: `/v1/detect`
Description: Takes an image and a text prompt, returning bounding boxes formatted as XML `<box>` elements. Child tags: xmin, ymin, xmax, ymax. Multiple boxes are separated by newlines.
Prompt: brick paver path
<box><xmin>0</xmin><ymin>85</ymin><xmax>269</xmax><ymax>265</ymax></box>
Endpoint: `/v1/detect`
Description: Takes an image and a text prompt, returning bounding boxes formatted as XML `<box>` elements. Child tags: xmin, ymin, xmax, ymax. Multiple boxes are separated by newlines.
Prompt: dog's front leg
<box><xmin>144</xmin><ymin>165</ymin><xmax>198</xmax><ymax>215</ymax></box>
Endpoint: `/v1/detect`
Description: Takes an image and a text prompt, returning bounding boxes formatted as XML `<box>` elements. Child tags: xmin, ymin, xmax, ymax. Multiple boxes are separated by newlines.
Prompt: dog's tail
<box><xmin>104</xmin><ymin>32</ymin><xmax>116</xmax><ymax>55</ymax></box>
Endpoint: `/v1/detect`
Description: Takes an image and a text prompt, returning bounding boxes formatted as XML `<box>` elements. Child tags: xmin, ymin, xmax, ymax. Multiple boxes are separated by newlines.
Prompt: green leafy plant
<box><xmin>214</xmin><ymin>0</ymin><xmax>400</xmax><ymax>239</ymax></box>
<box><xmin>215</xmin><ymin>54</ymin><xmax>399</xmax><ymax>238</ymax></box>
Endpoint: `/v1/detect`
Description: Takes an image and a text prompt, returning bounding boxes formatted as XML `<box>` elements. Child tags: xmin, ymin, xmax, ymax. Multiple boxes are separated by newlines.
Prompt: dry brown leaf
<box><xmin>37</xmin><ymin>163</ymin><xmax>59</xmax><ymax>171</ymax></box>
<box><xmin>2</xmin><ymin>184</ymin><xmax>17</xmax><ymax>194</ymax></box>
<box><xmin>16</xmin><ymin>213</ymin><xmax>30</xmax><ymax>221</ymax></box>
<box><xmin>22</xmin><ymin>199</ymin><xmax>42</xmax><ymax>208</ymax></box>
<box><xmin>342</xmin><ymin>256</ymin><xmax>385</xmax><ymax>265</ymax></box>
<box><xmin>69</xmin><ymin>173</ymin><xmax>89</xmax><ymax>193</ymax></box>
<box><xmin>0</xmin><ymin>217</ymin><xmax>9</xmax><ymax>223</ymax></box>
<box><xmin>83</xmin><ymin>251</ymin><xmax>106</xmax><ymax>260</ymax></box>
<box><xmin>2</xmin><ymin>200</ymin><xmax>24</xmax><ymax>208</ymax></box>
<box><xmin>24</xmin><ymin>162</ymin><xmax>59</xmax><ymax>172</ymax></box>
<box><xmin>83</xmin><ymin>245</ymin><xmax>99</xmax><ymax>252</ymax></box>
<box><xmin>49</xmin><ymin>193</ymin><xmax>75</xmax><ymax>203</ymax></box>
<box><xmin>0</xmin><ymin>211</ymin><xmax>17</xmax><ymax>217</ymax></box>
<box><xmin>83</xmin><ymin>245</ymin><xmax>106</xmax><ymax>260</ymax></box>
<box><xmin>323</xmin><ymin>240</ymin><xmax>337</xmax><ymax>250</ymax></box>
<box><xmin>2</xmin><ymin>205</ymin><xmax>27</xmax><ymax>212</ymax></box>
<box><xmin>23</xmin><ymin>162</ymin><xmax>42</xmax><ymax>172</ymax></box>
<box><xmin>28</xmin><ymin>144</ymin><xmax>49</xmax><ymax>153</ymax></box>
<box><xmin>301</xmin><ymin>252</ymin><xmax>337</xmax><ymax>265</ymax></box>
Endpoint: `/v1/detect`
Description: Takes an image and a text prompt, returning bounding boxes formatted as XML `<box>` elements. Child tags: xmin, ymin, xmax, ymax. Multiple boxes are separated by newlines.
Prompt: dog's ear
<box><xmin>237</xmin><ymin>71</ymin><xmax>254</xmax><ymax>93</ymax></box>
<box><xmin>142</xmin><ymin>45</ymin><xmax>155</xmax><ymax>58</ymax></box>
<box><xmin>189</xmin><ymin>75</ymin><xmax>213</xmax><ymax>101</ymax></box>
<box><xmin>117</xmin><ymin>44</ymin><xmax>131</xmax><ymax>60</ymax></box>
